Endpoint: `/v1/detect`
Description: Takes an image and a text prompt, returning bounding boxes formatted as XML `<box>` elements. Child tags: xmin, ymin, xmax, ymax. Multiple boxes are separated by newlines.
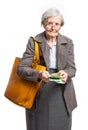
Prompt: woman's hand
<box><xmin>58</xmin><ymin>70</ymin><xmax>68</xmax><ymax>83</ymax></box>
<box><xmin>39</xmin><ymin>70</ymin><xmax>50</xmax><ymax>82</ymax></box>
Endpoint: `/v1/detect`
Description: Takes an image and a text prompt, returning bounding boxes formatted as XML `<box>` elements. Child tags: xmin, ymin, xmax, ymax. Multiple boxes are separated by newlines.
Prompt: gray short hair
<box><xmin>41</xmin><ymin>7</ymin><xmax>64</xmax><ymax>26</ymax></box>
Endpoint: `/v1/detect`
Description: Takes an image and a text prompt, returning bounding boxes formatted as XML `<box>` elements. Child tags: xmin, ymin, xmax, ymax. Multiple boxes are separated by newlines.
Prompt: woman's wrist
<box><xmin>38</xmin><ymin>70</ymin><xmax>43</xmax><ymax>79</ymax></box>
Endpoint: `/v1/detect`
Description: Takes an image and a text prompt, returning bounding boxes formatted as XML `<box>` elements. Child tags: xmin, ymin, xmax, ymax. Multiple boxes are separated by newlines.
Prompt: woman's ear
<box><xmin>43</xmin><ymin>24</ymin><xmax>46</xmax><ymax>29</ymax></box>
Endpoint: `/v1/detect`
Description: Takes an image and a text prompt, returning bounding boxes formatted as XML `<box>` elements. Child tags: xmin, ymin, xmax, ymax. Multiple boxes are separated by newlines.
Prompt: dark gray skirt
<box><xmin>26</xmin><ymin>69</ymin><xmax>72</xmax><ymax>130</ymax></box>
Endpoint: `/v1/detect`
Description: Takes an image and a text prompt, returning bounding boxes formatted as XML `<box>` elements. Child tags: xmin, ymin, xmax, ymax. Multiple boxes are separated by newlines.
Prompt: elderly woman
<box><xmin>17</xmin><ymin>7</ymin><xmax>77</xmax><ymax>130</ymax></box>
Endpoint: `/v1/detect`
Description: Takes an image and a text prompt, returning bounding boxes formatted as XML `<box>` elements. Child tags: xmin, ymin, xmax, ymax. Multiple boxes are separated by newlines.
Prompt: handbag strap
<box><xmin>32</xmin><ymin>37</ymin><xmax>40</xmax><ymax>67</ymax></box>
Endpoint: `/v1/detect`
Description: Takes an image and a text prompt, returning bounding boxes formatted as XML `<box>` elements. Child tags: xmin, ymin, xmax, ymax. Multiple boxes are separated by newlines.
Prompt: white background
<box><xmin>0</xmin><ymin>0</ymin><xmax>88</xmax><ymax>130</ymax></box>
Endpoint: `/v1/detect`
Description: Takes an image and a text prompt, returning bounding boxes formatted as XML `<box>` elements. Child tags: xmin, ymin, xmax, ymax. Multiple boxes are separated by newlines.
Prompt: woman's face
<box><xmin>43</xmin><ymin>16</ymin><xmax>61</xmax><ymax>38</ymax></box>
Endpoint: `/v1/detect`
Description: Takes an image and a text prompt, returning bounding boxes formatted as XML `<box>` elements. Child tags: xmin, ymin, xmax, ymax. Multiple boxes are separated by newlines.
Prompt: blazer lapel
<box><xmin>56</xmin><ymin>35</ymin><xmax>68</xmax><ymax>71</ymax></box>
<box><xmin>35</xmin><ymin>32</ymin><xmax>50</xmax><ymax>70</ymax></box>
<box><xmin>39</xmin><ymin>42</ymin><xmax>50</xmax><ymax>70</ymax></box>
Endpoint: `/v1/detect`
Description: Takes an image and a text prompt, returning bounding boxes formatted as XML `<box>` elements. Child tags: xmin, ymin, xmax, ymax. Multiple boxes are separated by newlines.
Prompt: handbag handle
<box><xmin>32</xmin><ymin>38</ymin><xmax>40</xmax><ymax>67</ymax></box>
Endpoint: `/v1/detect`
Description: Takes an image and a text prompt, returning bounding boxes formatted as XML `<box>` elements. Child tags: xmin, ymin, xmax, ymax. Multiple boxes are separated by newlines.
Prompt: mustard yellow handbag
<box><xmin>4</xmin><ymin>39</ymin><xmax>46</xmax><ymax>108</ymax></box>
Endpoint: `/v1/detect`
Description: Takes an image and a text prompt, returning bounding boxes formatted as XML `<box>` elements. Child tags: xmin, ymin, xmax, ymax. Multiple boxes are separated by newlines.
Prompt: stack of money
<box><xmin>49</xmin><ymin>73</ymin><xmax>64</xmax><ymax>84</ymax></box>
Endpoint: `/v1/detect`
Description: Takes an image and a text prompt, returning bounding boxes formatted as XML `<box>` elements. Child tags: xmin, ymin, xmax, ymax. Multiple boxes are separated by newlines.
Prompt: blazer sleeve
<box><xmin>63</xmin><ymin>40</ymin><xmax>76</xmax><ymax>78</ymax></box>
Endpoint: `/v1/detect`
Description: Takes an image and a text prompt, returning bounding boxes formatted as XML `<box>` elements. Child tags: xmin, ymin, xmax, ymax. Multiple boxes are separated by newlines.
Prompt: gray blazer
<box><xmin>17</xmin><ymin>32</ymin><xmax>77</xmax><ymax>114</ymax></box>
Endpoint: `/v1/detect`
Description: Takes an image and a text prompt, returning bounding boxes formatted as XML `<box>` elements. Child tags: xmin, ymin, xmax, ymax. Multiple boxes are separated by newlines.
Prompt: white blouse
<box><xmin>47</xmin><ymin>41</ymin><xmax>57</xmax><ymax>69</ymax></box>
